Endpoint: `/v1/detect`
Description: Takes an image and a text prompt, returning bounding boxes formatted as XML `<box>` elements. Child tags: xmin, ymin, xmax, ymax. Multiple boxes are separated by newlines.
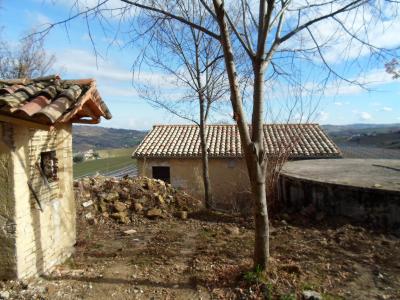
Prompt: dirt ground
<box><xmin>1</xmin><ymin>210</ymin><xmax>399</xmax><ymax>300</ymax></box>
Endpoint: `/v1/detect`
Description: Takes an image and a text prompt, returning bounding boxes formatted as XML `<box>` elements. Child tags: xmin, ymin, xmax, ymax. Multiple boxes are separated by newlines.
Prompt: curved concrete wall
<box><xmin>279</xmin><ymin>174</ymin><xmax>400</xmax><ymax>230</ymax></box>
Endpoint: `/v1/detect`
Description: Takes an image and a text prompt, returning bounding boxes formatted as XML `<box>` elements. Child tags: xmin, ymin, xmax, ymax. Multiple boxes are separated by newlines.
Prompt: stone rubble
<box><xmin>123</xmin><ymin>229</ymin><xmax>137</xmax><ymax>235</ymax></box>
<box><xmin>74</xmin><ymin>175</ymin><xmax>202</xmax><ymax>224</ymax></box>
<box><xmin>0</xmin><ymin>280</ymin><xmax>48</xmax><ymax>300</ymax></box>
<box><xmin>0</xmin><ymin>291</ymin><xmax>10</xmax><ymax>300</ymax></box>
<box><xmin>302</xmin><ymin>290</ymin><xmax>322</xmax><ymax>300</ymax></box>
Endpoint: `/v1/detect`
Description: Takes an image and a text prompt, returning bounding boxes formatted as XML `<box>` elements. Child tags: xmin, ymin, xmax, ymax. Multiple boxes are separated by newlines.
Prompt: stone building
<box><xmin>133</xmin><ymin>124</ymin><xmax>341</xmax><ymax>209</ymax></box>
<box><xmin>83</xmin><ymin>149</ymin><xmax>96</xmax><ymax>160</ymax></box>
<box><xmin>0</xmin><ymin>75</ymin><xmax>111</xmax><ymax>279</ymax></box>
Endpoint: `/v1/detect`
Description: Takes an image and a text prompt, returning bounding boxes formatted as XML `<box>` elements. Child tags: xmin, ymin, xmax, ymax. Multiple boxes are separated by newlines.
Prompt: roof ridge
<box><xmin>0</xmin><ymin>74</ymin><xmax>60</xmax><ymax>85</ymax></box>
<box><xmin>152</xmin><ymin>123</ymin><xmax>320</xmax><ymax>127</ymax></box>
<box><xmin>134</xmin><ymin>123</ymin><xmax>341</xmax><ymax>159</ymax></box>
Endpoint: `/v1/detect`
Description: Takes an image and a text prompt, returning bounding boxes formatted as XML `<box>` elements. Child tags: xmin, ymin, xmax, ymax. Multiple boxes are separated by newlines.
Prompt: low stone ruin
<box><xmin>74</xmin><ymin>176</ymin><xmax>202</xmax><ymax>224</ymax></box>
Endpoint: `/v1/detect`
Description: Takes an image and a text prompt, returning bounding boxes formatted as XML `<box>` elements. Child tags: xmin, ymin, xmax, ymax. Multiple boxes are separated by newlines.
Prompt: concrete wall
<box><xmin>0</xmin><ymin>122</ymin><xmax>76</xmax><ymax>279</ymax></box>
<box><xmin>137</xmin><ymin>157</ymin><xmax>252</xmax><ymax>211</ymax></box>
<box><xmin>279</xmin><ymin>174</ymin><xmax>400</xmax><ymax>230</ymax></box>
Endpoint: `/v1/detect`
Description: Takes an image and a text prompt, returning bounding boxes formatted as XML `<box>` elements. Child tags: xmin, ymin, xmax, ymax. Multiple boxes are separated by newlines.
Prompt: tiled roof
<box><xmin>0</xmin><ymin>75</ymin><xmax>112</xmax><ymax>126</ymax></box>
<box><xmin>133</xmin><ymin>124</ymin><xmax>341</xmax><ymax>159</ymax></box>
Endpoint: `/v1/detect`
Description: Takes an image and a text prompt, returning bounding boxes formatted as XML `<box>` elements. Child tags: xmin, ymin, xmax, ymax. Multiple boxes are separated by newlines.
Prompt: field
<box><xmin>324</xmin><ymin>123</ymin><xmax>400</xmax><ymax>150</ymax></box>
<box><xmin>339</xmin><ymin>144</ymin><xmax>400</xmax><ymax>159</ymax></box>
<box><xmin>97</xmin><ymin>147</ymin><xmax>135</xmax><ymax>159</ymax></box>
<box><xmin>73</xmin><ymin>156</ymin><xmax>136</xmax><ymax>178</ymax></box>
<box><xmin>73</xmin><ymin>125</ymin><xmax>147</xmax><ymax>152</ymax></box>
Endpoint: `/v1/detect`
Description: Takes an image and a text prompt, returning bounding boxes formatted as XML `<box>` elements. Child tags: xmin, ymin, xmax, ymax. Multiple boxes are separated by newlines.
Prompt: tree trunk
<box><xmin>199</xmin><ymin>98</ymin><xmax>212</xmax><ymax>209</ymax></box>
<box><xmin>250</xmin><ymin>63</ymin><xmax>269</xmax><ymax>269</ymax></box>
<box><xmin>213</xmin><ymin>0</ymin><xmax>269</xmax><ymax>270</ymax></box>
<box><xmin>194</xmin><ymin>38</ymin><xmax>213</xmax><ymax>210</ymax></box>
<box><xmin>251</xmin><ymin>168</ymin><xmax>269</xmax><ymax>269</ymax></box>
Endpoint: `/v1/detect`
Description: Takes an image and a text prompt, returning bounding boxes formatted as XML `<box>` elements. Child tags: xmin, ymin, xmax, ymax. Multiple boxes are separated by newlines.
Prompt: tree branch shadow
<box><xmin>41</xmin><ymin>274</ymin><xmax>198</xmax><ymax>290</ymax></box>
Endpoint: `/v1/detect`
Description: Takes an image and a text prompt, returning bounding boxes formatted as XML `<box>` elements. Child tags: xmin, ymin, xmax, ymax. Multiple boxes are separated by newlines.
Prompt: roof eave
<box><xmin>58</xmin><ymin>80</ymin><xmax>112</xmax><ymax>124</ymax></box>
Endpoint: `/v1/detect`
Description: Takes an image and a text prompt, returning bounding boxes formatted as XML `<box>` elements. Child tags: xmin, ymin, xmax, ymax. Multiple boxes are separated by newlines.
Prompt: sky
<box><xmin>0</xmin><ymin>0</ymin><xmax>399</xmax><ymax>130</ymax></box>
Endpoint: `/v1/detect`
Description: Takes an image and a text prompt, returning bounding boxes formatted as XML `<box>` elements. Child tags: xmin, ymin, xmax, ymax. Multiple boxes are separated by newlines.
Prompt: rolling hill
<box><xmin>72</xmin><ymin>125</ymin><xmax>147</xmax><ymax>152</ymax></box>
<box><xmin>322</xmin><ymin>123</ymin><xmax>400</xmax><ymax>149</ymax></box>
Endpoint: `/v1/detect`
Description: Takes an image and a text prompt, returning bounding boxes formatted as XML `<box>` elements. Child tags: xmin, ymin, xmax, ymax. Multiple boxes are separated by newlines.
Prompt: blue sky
<box><xmin>0</xmin><ymin>0</ymin><xmax>399</xmax><ymax>130</ymax></box>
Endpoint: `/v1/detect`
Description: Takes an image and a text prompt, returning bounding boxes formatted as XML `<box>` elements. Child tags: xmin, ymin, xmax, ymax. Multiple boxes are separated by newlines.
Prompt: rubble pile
<box><xmin>74</xmin><ymin>176</ymin><xmax>202</xmax><ymax>224</ymax></box>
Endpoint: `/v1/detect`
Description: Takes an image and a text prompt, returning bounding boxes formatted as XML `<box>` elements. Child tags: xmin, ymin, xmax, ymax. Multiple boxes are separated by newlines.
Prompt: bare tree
<box><xmin>41</xmin><ymin>0</ymin><xmax>399</xmax><ymax>271</ymax></box>
<box><xmin>385</xmin><ymin>58</ymin><xmax>400</xmax><ymax>79</ymax></box>
<box><xmin>135</xmin><ymin>5</ymin><xmax>229</xmax><ymax>209</ymax></box>
<box><xmin>0</xmin><ymin>33</ymin><xmax>55</xmax><ymax>79</ymax></box>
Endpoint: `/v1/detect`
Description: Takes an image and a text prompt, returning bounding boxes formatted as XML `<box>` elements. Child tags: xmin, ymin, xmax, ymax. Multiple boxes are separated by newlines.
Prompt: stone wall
<box><xmin>137</xmin><ymin>158</ymin><xmax>251</xmax><ymax>211</ymax></box>
<box><xmin>0</xmin><ymin>122</ymin><xmax>76</xmax><ymax>279</ymax></box>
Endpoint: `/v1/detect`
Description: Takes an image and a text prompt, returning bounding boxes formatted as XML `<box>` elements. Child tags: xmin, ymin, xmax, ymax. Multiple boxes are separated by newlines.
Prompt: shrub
<box><xmin>73</xmin><ymin>154</ymin><xmax>84</xmax><ymax>163</ymax></box>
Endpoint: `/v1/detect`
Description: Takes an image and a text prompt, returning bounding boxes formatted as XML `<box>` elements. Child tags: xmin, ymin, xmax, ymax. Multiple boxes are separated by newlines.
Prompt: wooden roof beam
<box><xmin>0</xmin><ymin>114</ymin><xmax>51</xmax><ymax>130</ymax></box>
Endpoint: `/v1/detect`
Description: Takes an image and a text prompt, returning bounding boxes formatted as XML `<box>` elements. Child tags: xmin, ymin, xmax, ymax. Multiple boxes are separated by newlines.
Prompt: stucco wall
<box><xmin>0</xmin><ymin>123</ymin><xmax>17</xmax><ymax>278</ymax></box>
<box><xmin>137</xmin><ymin>157</ymin><xmax>251</xmax><ymax>211</ymax></box>
<box><xmin>0</xmin><ymin>123</ymin><xmax>75</xmax><ymax>279</ymax></box>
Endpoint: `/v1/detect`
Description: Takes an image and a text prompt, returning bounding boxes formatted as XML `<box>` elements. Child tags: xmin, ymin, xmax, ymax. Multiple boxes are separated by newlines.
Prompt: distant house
<box><xmin>133</xmin><ymin>124</ymin><xmax>341</xmax><ymax>209</ymax></box>
<box><xmin>83</xmin><ymin>149</ymin><xmax>98</xmax><ymax>160</ymax></box>
<box><xmin>0</xmin><ymin>75</ymin><xmax>111</xmax><ymax>279</ymax></box>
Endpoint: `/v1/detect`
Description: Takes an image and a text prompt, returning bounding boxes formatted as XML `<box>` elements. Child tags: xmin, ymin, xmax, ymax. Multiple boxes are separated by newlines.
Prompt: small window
<box><xmin>152</xmin><ymin>166</ymin><xmax>170</xmax><ymax>183</ymax></box>
<box><xmin>40</xmin><ymin>151</ymin><xmax>58</xmax><ymax>182</ymax></box>
<box><xmin>227</xmin><ymin>160</ymin><xmax>236</xmax><ymax>168</ymax></box>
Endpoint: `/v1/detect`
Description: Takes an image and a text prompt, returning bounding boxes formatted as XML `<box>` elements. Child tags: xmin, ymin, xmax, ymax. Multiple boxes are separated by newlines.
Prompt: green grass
<box><xmin>280</xmin><ymin>294</ymin><xmax>296</xmax><ymax>300</ymax></box>
<box><xmin>73</xmin><ymin>156</ymin><xmax>136</xmax><ymax>178</ymax></box>
<box><xmin>243</xmin><ymin>265</ymin><xmax>267</xmax><ymax>285</ymax></box>
<box><xmin>97</xmin><ymin>147</ymin><xmax>136</xmax><ymax>159</ymax></box>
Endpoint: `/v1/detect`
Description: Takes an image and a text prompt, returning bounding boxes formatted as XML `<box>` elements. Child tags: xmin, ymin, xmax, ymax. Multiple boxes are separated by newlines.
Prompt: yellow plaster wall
<box><xmin>10</xmin><ymin>123</ymin><xmax>75</xmax><ymax>278</ymax></box>
<box><xmin>0</xmin><ymin>123</ymin><xmax>17</xmax><ymax>278</ymax></box>
<box><xmin>137</xmin><ymin>157</ymin><xmax>251</xmax><ymax>210</ymax></box>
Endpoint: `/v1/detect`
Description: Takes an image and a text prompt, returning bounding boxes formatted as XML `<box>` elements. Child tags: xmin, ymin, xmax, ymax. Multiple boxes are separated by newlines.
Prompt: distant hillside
<box><xmin>322</xmin><ymin>123</ymin><xmax>400</xmax><ymax>134</ymax></box>
<box><xmin>73</xmin><ymin>125</ymin><xmax>147</xmax><ymax>152</ymax></box>
<box><xmin>72</xmin><ymin>123</ymin><xmax>400</xmax><ymax>153</ymax></box>
<box><xmin>322</xmin><ymin>123</ymin><xmax>400</xmax><ymax>149</ymax></box>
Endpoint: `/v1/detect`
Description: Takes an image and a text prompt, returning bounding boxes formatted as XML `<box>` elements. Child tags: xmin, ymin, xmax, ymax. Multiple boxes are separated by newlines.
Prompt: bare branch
<box><xmin>120</xmin><ymin>0</ymin><xmax>220</xmax><ymax>40</ymax></box>
<box><xmin>225</xmin><ymin>10</ymin><xmax>255</xmax><ymax>58</ymax></box>
<box><xmin>278</xmin><ymin>0</ymin><xmax>367</xmax><ymax>44</ymax></box>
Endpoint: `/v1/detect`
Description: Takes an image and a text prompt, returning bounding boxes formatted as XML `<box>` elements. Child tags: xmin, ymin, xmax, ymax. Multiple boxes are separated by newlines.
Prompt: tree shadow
<box><xmin>189</xmin><ymin>209</ymin><xmax>254</xmax><ymax>228</ymax></box>
<box><xmin>278</xmin><ymin>211</ymin><xmax>396</xmax><ymax>236</ymax></box>
<box><xmin>41</xmin><ymin>274</ymin><xmax>198</xmax><ymax>291</ymax></box>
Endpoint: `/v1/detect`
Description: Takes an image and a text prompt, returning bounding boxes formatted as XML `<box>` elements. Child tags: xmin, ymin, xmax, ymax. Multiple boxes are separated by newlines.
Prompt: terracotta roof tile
<box><xmin>0</xmin><ymin>75</ymin><xmax>112</xmax><ymax>125</ymax></box>
<box><xmin>133</xmin><ymin>124</ymin><xmax>341</xmax><ymax>159</ymax></box>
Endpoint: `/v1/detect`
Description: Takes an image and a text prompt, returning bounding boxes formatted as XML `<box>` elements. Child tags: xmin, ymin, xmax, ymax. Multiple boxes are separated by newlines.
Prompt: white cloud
<box><xmin>106</xmin><ymin>116</ymin><xmax>154</xmax><ymax>130</ymax></box>
<box><xmin>359</xmin><ymin>112</ymin><xmax>372</xmax><ymax>121</ymax></box>
<box><xmin>316</xmin><ymin>111</ymin><xmax>329</xmax><ymax>122</ymax></box>
<box><xmin>41</xmin><ymin>0</ymin><xmax>125</xmax><ymax>11</ymax></box>
<box><xmin>334</xmin><ymin>101</ymin><xmax>343</xmax><ymax>106</ymax></box>
<box><xmin>382</xmin><ymin>106</ymin><xmax>393</xmax><ymax>112</ymax></box>
<box><xmin>371</xmin><ymin>102</ymin><xmax>381</xmax><ymax>107</ymax></box>
<box><xmin>324</xmin><ymin>69</ymin><xmax>393</xmax><ymax>96</ymax></box>
<box><xmin>54</xmin><ymin>49</ymin><xmax>131</xmax><ymax>81</ymax></box>
<box><xmin>99</xmin><ymin>85</ymin><xmax>137</xmax><ymax>98</ymax></box>
<box><xmin>328</xmin><ymin>84</ymin><xmax>363</xmax><ymax>96</ymax></box>
<box><xmin>54</xmin><ymin>49</ymin><xmax>177</xmax><ymax>89</ymax></box>
<box><xmin>25</xmin><ymin>11</ymin><xmax>53</xmax><ymax>29</ymax></box>
<box><xmin>40</xmin><ymin>0</ymin><xmax>137</xmax><ymax>20</ymax></box>
<box><xmin>283</xmin><ymin>2</ymin><xmax>400</xmax><ymax>65</ymax></box>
